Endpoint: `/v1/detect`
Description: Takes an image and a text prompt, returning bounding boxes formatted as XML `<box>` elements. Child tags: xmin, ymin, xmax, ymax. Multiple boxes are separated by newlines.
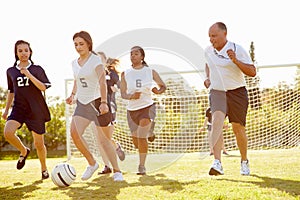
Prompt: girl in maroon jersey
<box><xmin>2</xmin><ymin>40</ymin><xmax>51</xmax><ymax>180</ymax></box>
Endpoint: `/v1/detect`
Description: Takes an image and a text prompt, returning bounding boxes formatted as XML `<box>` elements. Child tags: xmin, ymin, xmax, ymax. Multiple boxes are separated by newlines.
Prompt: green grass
<box><xmin>0</xmin><ymin>150</ymin><xmax>67</xmax><ymax>160</ymax></box>
<box><xmin>0</xmin><ymin>149</ymin><xmax>299</xmax><ymax>200</ymax></box>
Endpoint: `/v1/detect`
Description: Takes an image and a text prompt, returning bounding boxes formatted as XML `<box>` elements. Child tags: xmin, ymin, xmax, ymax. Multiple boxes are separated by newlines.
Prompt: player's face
<box><xmin>130</xmin><ymin>49</ymin><xmax>143</xmax><ymax>66</ymax></box>
<box><xmin>16</xmin><ymin>43</ymin><xmax>31</xmax><ymax>63</ymax></box>
<box><xmin>209</xmin><ymin>25</ymin><xmax>227</xmax><ymax>51</ymax></box>
<box><xmin>74</xmin><ymin>37</ymin><xmax>89</xmax><ymax>56</ymax></box>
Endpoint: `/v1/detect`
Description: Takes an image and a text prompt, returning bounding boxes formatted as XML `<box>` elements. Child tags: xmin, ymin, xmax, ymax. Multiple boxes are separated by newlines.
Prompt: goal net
<box><xmin>65</xmin><ymin>64</ymin><xmax>300</xmax><ymax>162</ymax></box>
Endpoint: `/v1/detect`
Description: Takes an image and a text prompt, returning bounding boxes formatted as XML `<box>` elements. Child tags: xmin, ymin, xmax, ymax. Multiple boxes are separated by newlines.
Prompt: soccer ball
<box><xmin>51</xmin><ymin>163</ymin><xmax>76</xmax><ymax>187</ymax></box>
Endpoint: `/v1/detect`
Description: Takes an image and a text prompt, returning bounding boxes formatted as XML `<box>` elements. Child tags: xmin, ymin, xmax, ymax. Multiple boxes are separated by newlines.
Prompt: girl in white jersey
<box><xmin>65</xmin><ymin>31</ymin><xmax>123</xmax><ymax>181</ymax></box>
<box><xmin>120</xmin><ymin>46</ymin><xmax>166</xmax><ymax>175</ymax></box>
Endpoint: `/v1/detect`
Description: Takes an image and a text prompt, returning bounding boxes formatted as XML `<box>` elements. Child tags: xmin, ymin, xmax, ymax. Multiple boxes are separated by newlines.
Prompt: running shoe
<box><xmin>81</xmin><ymin>162</ymin><xmax>99</xmax><ymax>180</ymax></box>
<box><xmin>113</xmin><ymin>172</ymin><xmax>124</xmax><ymax>181</ymax></box>
<box><xmin>137</xmin><ymin>165</ymin><xmax>146</xmax><ymax>175</ymax></box>
<box><xmin>240</xmin><ymin>159</ymin><xmax>250</xmax><ymax>175</ymax></box>
<box><xmin>209</xmin><ymin>159</ymin><xmax>224</xmax><ymax>175</ymax></box>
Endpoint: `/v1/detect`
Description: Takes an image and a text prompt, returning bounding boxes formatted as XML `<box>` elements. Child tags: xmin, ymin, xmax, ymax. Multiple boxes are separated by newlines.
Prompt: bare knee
<box><xmin>232</xmin><ymin>123</ymin><xmax>246</xmax><ymax>136</ymax></box>
<box><xmin>3</xmin><ymin>128</ymin><xmax>16</xmax><ymax>141</ymax></box>
<box><xmin>34</xmin><ymin>139</ymin><xmax>45</xmax><ymax>151</ymax></box>
<box><xmin>70</xmin><ymin>127</ymin><xmax>80</xmax><ymax>141</ymax></box>
<box><xmin>132</xmin><ymin>136</ymin><xmax>138</xmax><ymax>149</ymax></box>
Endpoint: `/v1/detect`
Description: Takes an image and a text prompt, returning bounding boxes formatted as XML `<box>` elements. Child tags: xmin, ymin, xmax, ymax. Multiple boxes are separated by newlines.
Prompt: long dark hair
<box><xmin>131</xmin><ymin>46</ymin><xmax>148</xmax><ymax>67</ymax></box>
<box><xmin>13</xmin><ymin>40</ymin><xmax>34</xmax><ymax>67</ymax></box>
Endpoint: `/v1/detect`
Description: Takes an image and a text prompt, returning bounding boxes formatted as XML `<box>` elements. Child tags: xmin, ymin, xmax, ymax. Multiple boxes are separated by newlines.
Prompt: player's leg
<box><xmin>136</xmin><ymin>118</ymin><xmax>151</xmax><ymax>175</ymax></box>
<box><xmin>96</xmin><ymin>125</ymin><xmax>123</xmax><ymax>181</ymax></box>
<box><xmin>31</xmin><ymin>131</ymin><xmax>48</xmax><ymax>179</ymax></box>
<box><xmin>232</xmin><ymin>122</ymin><xmax>247</xmax><ymax>159</ymax></box>
<box><xmin>4</xmin><ymin>120</ymin><xmax>30</xmax><ymax>170</ymax></box>
<box><xmin>227</xmin><ymin>87</ymin><xmax>250</xmax><ymax>175</ymax></box>
<box><xmin>209</xmin><ymin>89</ymin><xmax>226</xmax><ymax>175</ymax></box>
<box><xmin>98</xmin><ymin>125</ymin><xmax>118</xmax><ymax>174</ymax></box>
<box><xmin>211</xmin><ymin>111</ymin><xmax>226</xmax><ymax>160</ymax></box>
<box><xmin>70</xmin><ymin>116</ymin><xmax>95</xmax><ymax>165</ymax></box>
<box><xmin>147</xmin><ymin>104</ymin><xmax>156</xmax><ymax>142</ymax></box>
<box><xmin>3</xmin><ymin>120</ymin><xmax>27</xmax><ymax>154</ymax></box>
<box><xmin>207</xmin><ymin>130</ymin><xmax>214</xmax><ymax>155</ymax></box>
<box><xmin>71</xmin><ymin>116</ymin><xmax>100</xmax><ymax>180</ymax></box>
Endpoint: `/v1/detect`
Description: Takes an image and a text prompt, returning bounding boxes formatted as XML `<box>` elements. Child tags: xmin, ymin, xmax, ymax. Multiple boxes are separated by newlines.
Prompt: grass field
<box><xmin>0</xmin><ymin>148</ymin><xmax>299</xmax><ymax>200</ymax></box>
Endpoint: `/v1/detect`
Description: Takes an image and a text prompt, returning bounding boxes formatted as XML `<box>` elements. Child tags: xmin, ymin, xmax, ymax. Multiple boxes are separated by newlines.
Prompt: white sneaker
<box><xmin>241</xmin><ymin>160</ymin><xmax>250</xmax><ymax>175</ymax></box>
<box><xmin>113</xmin><ymin>172</ymin><xmax>124</xmax><ymax>181</ymax></box>
<box><xmin>137</xmin><ymin>165</ymin><xmax>146</xmax><ymax>175</ymax></box>
<box><xmin>209</xmin><ymin>159</ymin><xmax>224</xmax><ymax>175</ymax></box>
<box><xmin>81</xmin><ymin>162</ymin><xmax>99</xmax><ymax>180</ymax></box>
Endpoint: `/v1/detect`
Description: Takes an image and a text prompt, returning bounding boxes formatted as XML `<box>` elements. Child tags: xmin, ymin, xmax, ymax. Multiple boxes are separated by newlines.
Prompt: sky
<box><xmin>0</xmin><ymin>0</ymin><xmax>299</xmax><ymax>98</ymax></box>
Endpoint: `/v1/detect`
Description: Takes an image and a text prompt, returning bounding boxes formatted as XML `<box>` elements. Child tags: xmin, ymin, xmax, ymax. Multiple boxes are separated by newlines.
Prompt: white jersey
<box><xmin>205</xmin><ymin>41</ymin><xmax>253</xmax><ymax>91</ymax></box>
<box><xmin>124</xmin><ymin>66</ymin><xmax>154</xmax><ymax>111</ymax></box>
<box><xmin>72</xmin><ymin>53</ymin><xmax>103</xmax><ymax>104</ymax></box>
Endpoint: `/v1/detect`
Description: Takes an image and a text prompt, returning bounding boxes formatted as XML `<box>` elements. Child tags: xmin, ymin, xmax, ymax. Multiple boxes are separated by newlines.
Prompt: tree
<box><xmin>246</xmin><ymin>41</ymin><xmax>261</xmax><ymax>109</ymax></box>
<box><xmin>0</xmin><ymin>86</ymin><xmax>66</xmax><ymax>151</ymax></box>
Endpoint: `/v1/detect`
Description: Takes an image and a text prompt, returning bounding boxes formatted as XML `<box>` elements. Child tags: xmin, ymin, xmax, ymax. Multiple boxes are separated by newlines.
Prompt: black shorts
<box><xmin>74</xmin><ymin>98</ymin><xmax>112</xmax><ymax>127</ymax></box>
<box><xmin>127</xmin><ymin>104</ymin><xmax>156</xmax><ymax>133</ymax></box>
<box><xmin>8</xmin><ymin>109</ymin><xmax>46</xmax><ymax>134</ymax></box>
<box><xmin>226</xmin><ymin>87</ymin><xmax>249</xmax><ymax>126</ymax></box>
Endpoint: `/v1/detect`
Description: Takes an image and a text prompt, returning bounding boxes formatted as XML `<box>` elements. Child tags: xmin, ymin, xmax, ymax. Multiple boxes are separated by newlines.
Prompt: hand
<box><xmin>204</xmin><ymin>79</ymin><xmax>211</xmax><ymax>88</ymax></box>
<box><xmin>152</xmin><ymin>87</ymin><xmax>159</xmax><ymax>94</ymax></box>
<box><xmin>130</xmin><ymin>92</ymin><xmax>141</xmax><ymax>100</ymax></box>
<box><xmin>20</xmin><ymin>67</ymin><xmax>31</xmax><ymax>77</ymax></box>
<box><xmin>99</xmin><ymin>103</ymin><xmax>109</xmax><ymax>114</ymax></box>
<box><xmin>2</xmin><ymin>111</ymin><xmax>8</xmax><ymax>120</ymax></box>
<box><xmin>199</xmin><ymin>127</ymin><xmax>205</xmax><ymax>132</ymax></box>
<box><xmin>226</xmin><ymin>49</ymin><xmax>237</xmax><ymax>63</ymax></box>
<box><xmin>65</xmin><ymin>96</ymin><xmax>74</xmax><ymax>105</ymax></box>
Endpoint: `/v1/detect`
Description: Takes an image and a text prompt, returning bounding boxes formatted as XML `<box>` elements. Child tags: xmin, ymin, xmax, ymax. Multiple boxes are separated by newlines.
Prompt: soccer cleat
<box><xmin>98</xmin><ymin>165</ymin><xmax>112</xmax><ymax>174</ymax></box>
<box><xmin>81</xmin><ymin>162</ymin><xmax>99</xmax><ymax>180</ymax></box>
<box><xmin>209</xmin><ymin>159</ymin><xmax>224</xmax><ymax>175</ymax></box>
<box><xmin>137</xmin><ymin>165</ymin><xmax>146</xmax><ymax>175</ymax></box>
<box><xmin>42</xmin><ymin>170</ymin><xmax>49</xmax><ymax>180</ymax></box>
<box><xmin>113</xmin><ymin>172</ymin><xmax>124</xmax><ymax>181</ymax></box>
<box><xmin>116</xmin><ymin>143</ymin><xmax>125</xmax><ymax>161</ymax></box>
<box><xmin>240</xmin><ymin>160</ymin><xmax>250</xmax><ymax>175</ymax></box>
<box><xmin>17</xmin><ymin>148</ymin><xmax>30</xmax><ymax>170</ymax></box>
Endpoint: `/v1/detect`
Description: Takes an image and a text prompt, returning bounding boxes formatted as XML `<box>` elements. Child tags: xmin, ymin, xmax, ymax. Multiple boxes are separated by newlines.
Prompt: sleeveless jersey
<box><xmin>124</xmin><ymin>66</ymin><xmax>154</xmax><ymax>111</ymax></box>
<box><xmin>72</xmin><ymin>53</ymin><xmax>103</xmax><ymax>105</ymax></box>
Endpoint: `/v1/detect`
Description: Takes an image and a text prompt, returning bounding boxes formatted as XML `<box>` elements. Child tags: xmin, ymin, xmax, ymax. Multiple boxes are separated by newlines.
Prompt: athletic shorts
<box><xmin>73</xmin><ymin>98</ymin><xmax>112</xmax><ymax>127</ymax></box>
<box><xmin>209</xmin><ymin>89</ymin><xmax>227</xmax><ymax>114</ymax></box>
<box><xmin>127</xmin><ymin>103</ymin><xmax>156</xmax><ymax>133</ymax></box>
<box><xmin>226</xmin><ymin>87</ymin><xmax>248</xmax><ymax>126</ymax></box>
<box><xmin>8</xmin><ymin>110</ymin><xmax>46</xmax><ymax>134</ymax></box>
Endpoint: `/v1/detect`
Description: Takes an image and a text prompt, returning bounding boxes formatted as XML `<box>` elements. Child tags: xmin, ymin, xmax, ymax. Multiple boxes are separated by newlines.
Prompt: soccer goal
<box><xmin>65</xmin><ymin>64</ymin><xmax>300</xmax><ymax>161</ymax></box>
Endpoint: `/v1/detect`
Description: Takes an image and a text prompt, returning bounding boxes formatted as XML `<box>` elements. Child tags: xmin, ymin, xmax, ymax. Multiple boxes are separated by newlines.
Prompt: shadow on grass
<box><xmin>56</xmin><ymin>173</ymin><xmax>198</xmax><ymax>200</ymax></box>
<box><xmin>220</xmin><ymin>174</ymin><xmax>300</xmax><ymax>197</ymax></box>
<box><xmin>0</xmin><ymin>180</ymin><xmax>43</xmax><ymax>200</ymax></box>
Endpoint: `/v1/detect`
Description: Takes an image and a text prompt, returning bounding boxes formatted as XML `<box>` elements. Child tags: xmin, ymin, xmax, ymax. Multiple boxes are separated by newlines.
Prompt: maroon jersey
<box><xmin>6</xmin><ymin>64</ymin><xmax>51</xmax><ymax>122</ymax></box>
